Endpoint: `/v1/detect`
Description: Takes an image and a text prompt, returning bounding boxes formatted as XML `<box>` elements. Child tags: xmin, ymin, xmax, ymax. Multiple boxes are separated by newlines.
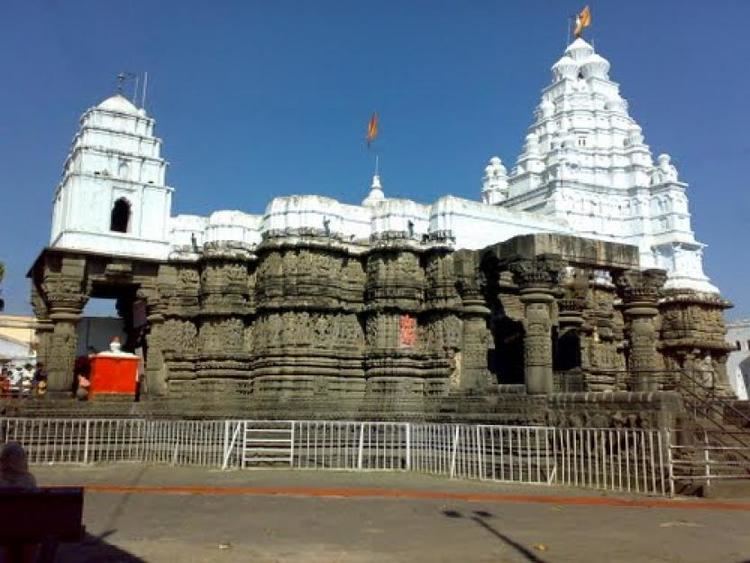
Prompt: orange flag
<box><xmin>574</xmin><ymin>6</ymin><xmax>591</xmax><ymax>38</ymax></box>
<box><xmin>366</xmin><ymin>112</ymin><xmax>378</xmax><ymax>146</ymax></box>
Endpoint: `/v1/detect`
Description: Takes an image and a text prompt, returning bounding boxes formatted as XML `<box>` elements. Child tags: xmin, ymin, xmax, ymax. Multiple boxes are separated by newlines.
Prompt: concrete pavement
<box><xmin>28</xmin><ymin>465</ymin><xmax>750</xmax><ymax>562</ymax></box>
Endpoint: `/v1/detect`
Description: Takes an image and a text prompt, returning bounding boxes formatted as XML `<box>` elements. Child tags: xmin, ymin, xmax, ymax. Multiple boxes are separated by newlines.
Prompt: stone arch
<box><xmin>110</xmin><ymin>197</ymin><xmax>131</xmax><ymax>233</ymax></box>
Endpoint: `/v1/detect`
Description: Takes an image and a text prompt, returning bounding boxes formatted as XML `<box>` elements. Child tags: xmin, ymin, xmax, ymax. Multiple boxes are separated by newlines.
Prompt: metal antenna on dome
<box><xmin>141</xmin><ymin>72</ymin><xmax>149</xmax><ymax>110</ymax></box>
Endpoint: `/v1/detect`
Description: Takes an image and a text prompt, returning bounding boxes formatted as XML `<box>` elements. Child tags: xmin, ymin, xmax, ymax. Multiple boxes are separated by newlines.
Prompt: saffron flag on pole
<box><xmin>574</xmin><ymin>5</ymin><xmax>591</xmax><ymax>38</ymax></box>
<box><xmin>366</xmin><ymin>112</ymin><xmax>378</xmax><ymax>147</ymax></box>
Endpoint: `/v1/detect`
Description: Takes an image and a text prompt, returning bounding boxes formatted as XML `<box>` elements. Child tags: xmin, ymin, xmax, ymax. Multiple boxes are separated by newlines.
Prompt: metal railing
<box><xmin>1</xmin><ymin>417</ymin><xmax>671</xmax><ymax>496</ymax></box>
<box><xmin>668</xmin><ymin>428</ymin><xmax>750</xmax><ymax>491</ymax></box>
<box><xmin>411</xmin><ymin>424</ymin><xmax>667</xmax><ymax>494</ymax></box>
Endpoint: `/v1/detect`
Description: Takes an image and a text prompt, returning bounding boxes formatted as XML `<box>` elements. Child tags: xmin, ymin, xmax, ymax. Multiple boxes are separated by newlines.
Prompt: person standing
<box><xmin>32</xmin><ymin>363</ymin><xmax>48</xmax><ymax>398</ymax></box>
<box><xmin>72</xmin><ymin>347</ymin><xmax>95</xmax><ymax>399</ymax></box>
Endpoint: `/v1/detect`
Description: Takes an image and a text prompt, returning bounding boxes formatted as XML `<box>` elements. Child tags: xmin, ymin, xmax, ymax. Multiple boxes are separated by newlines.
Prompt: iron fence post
<box><xmin>83</xmin><ymin>419</ymin><xmax>90</xmax><ymax>465</ymax></box>
<box><xmin>405</xmin><ymin>423</ymin><xmax>411</xmax><ymax>472</ymax></box>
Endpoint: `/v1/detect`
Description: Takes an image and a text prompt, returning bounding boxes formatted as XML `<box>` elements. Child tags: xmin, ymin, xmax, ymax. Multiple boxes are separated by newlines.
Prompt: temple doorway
<box><xmin>489</xmin><ymin>315</ymin><xmax>525</xmax><ymax>385</ymax></box>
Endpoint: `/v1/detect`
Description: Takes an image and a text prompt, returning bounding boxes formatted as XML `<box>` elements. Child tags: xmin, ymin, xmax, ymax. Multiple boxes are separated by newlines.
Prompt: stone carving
<box><xmin>509</xmin><ymin>257</ymin><xmax>564</xmax><ymax>289</ymax></box>
<box><xmin>27</xmin><ymin>229</ymin><xmax>733</xmax><ymax>426</ymax></box>
<box><xmin>243</xmin><ymin>323</ymin><xmax>254</xmax><ymax>352</ymax></box>
<box><xmin>163</xmin><ymin>319</ymin><xmax>198</xmax><ymax>353</ymax></box>
<box><xmin>651</xmin><ymin>153</ymin><xmax>679</xmax><ymax>185</ymax></box>
<box><xmin>200</xmin><ymin>318</ymin><xmax>243</xmax><ymax>353</ymax></box>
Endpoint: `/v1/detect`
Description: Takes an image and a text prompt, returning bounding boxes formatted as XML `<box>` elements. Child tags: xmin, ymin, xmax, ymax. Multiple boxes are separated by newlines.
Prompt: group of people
<box><xmin>0</xmin><ymin>363</ymin><xmax>47</xmax><ymax>399</ymax></box>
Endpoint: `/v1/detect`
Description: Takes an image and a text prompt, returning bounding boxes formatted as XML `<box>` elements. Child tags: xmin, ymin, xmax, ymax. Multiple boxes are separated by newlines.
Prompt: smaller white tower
<box><xmin>362</xmin><ymin>174</ymin><xmax>385</xmax><ymax>207</ymax></box>
<box><xmin>481</xmin><ymin>156</ymin><xmax>508</xmax><ymax>204</ymax></box>
<box><xmin>50</xmin><ymin>93</ymin><xmax>173</xmax><ymax>259</ymax></box>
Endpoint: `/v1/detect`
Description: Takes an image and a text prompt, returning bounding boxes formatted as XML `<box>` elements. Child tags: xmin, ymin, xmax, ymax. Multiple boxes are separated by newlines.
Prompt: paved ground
<box><xmin>25</xmin><ymin>465</ymin><xmax>750</xmax><ymax>562</ymax></box>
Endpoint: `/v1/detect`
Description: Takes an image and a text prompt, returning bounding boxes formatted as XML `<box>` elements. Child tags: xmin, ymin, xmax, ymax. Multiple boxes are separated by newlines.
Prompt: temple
<box><xmin>26</xmin><ymin>38</ymin><xmax>736</xmax><ymax>424</ymax></box>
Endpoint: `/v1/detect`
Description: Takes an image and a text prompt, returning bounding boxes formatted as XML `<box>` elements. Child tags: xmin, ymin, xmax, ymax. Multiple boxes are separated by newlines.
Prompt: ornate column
<box><xmin>510</xmin><ymin>257</ymin><xmax>561</xmax><ymax>395</ymax></box>
<box><xmin>454</xmin><ymin>250</ymin><xmax>491</xmax><ymax>392</ymax></box>
<box><xmin>556</xmin><ymin>298</ymin><xmax>584</xmax><ymax>370</ymax></box>
<box><xmin>616</xmin><ymin>269</ymin><xmax>666</xmax><ymax>392</ymax></box>
<box><xmin>139</xmin><ymin>286</ymin><xmax>168</xmax><ymax>396</ymax></box>
<box><xmin>40</xmin><ymin>257</ymin><xmax>88</xmax><ymax>393</ymax></box>
<box><xmin>30</xmin><ymin>284</ymin><xmax>53</xmax><ymax>368</ymax></box>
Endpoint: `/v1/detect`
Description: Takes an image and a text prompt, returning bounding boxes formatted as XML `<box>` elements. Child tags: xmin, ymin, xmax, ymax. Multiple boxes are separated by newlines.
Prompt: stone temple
<box><xmin>26</xmin><ymin>38</ymin><xmax>736</xmax><ymax>424</ymax></box>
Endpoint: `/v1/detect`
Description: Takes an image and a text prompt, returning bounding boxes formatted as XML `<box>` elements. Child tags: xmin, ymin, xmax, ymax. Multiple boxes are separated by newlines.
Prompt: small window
<box><xmin>110</xmin><ymin>197</ymin><xmax>131</xmax><ymax>233</ymax></box>
<box><xmin>577</xmin><ymin>137</ymin><xmax>587</xmax><ymax>147</ymax></box>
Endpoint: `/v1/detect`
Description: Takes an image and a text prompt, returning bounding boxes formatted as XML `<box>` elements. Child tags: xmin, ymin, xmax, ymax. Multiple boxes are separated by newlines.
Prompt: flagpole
<box><xmin>374</xmin><ymin>154</ymin><xmax>379</xmax><ymax>176</ymax></box>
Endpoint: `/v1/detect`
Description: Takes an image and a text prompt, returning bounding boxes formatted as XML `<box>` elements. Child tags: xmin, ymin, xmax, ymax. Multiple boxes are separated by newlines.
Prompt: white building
<box><xmin>727</xmin><ymin>320</ymin><xmax>750</xmax><ymax>400</ymax></box>
<box><xmin>49</xmin><ymin>38</ymin><xmax>718</xmax><ymax>295</ymax></box>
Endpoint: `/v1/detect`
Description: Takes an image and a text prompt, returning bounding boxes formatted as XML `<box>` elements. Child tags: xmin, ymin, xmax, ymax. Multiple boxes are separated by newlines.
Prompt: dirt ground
<box><xmin>24</xmin><ymin>464</ymin><xmax>750</xmax><ymax>562</ymax></box>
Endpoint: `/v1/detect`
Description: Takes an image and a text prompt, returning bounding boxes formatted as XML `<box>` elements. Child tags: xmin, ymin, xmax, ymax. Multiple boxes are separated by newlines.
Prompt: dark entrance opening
<box><xmin>110</xmin><ymin>198</ymin><xmax>131</xmax><ymax>233</ymax></box>
<box><xmin>554</xmin><ymin>330</ymin><xmax>582</xmax><ymax>371</ymax></box>
<box><xmin>489</xmin><ymin>315</ymin><xmax>526</xmax><ymax>385</ymax></box>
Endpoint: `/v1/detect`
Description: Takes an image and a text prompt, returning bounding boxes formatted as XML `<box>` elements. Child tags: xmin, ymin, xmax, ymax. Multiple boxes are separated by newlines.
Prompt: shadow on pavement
<box><xmin>56</xmin><ymin>532</ymin><xmax>145</xmax><ymax>563</ymax></box>
<box><xmin>442</xmin><ymin>509</ymin><xmax>548</xmax><ymax>563</ymax></box>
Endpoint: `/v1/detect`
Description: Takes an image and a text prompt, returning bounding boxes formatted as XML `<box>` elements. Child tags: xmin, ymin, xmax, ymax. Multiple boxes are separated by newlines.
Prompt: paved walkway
<box><xmin>31</xmin><ymin>465</ymin><xmax>750</xmax><ymax>562</ymax></box>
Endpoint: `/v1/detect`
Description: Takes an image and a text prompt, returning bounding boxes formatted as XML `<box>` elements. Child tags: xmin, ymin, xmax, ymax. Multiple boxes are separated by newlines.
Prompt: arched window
<box><xmin>110</xmin><ymin>198</ymin><xmax>131</xmax><ymax>233</ymax></box>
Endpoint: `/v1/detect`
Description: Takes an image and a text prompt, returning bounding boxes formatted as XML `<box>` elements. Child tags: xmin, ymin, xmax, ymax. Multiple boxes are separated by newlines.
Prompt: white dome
<box><xmin>564</xmin><ymin>37</ymin><xmax>595</xmax><ymax>62</ymax></box>
<box><xmin>551</xmin><ymin>55</ymin><xmax>578</xmax><ymax>81</ymax></box>
<box><xmin>97</xmin><ymin>94</ymin><xmax>139</xmax><ymax>115</ymax></box>
<box><xmin>580</xmin><ymin>53</ymin><xmax>610</xmax><ymax>79</ymax></box>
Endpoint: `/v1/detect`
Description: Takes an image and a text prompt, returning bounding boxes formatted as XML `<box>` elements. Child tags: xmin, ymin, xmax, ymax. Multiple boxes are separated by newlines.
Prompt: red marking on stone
<box><xmin>80</xmin><ymin>484</ymin><xmax>750</xmax><ymax>511</ymax></box>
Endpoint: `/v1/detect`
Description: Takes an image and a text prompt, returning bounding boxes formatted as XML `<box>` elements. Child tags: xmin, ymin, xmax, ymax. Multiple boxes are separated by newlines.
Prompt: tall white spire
<box><xmin>485</xmin><ymin>37</ymin><xmax>717</xmax><ymax>294</ymax></box>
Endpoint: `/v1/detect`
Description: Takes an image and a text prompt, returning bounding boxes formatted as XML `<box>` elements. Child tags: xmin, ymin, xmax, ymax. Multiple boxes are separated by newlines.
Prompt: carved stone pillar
<box><xmin>659</xmin><ymin>290</ymin><xmax>735</xmax><ymax>397</ymax></box>
<box><xmin>617</xmin><ymin>269</ymin><xmax>666</xmax><ymax>392</ymax></box>
<box><xmin>30</xmin><ymin>284</ymin><xmax>53</xmax><ymax>368</ymax></box>
<box><xmin>40</xmin><ymin>257</ymin><xmax>88</xmax><ymax>393</ymax></box>
<box><xmin>510</xmin><ymin>257</ymin><xmax>561</xmax><ymax>395</ymax></box>
<box><xmin>47</xmin><ymin>313</ymin><xmax>80</xmax><ymax>392</ymax></box>
<box><xmin>454</xmin><ymin>250</ymin><xmax>491</xmax><ymax>392</ymax></box>
<box><xmin>556</xmin><ymin>298</ymin><xmax>584</xmax><ymax>369</ymax></box>
<box><xmin>140</xmin><ymin>288</ymin><xmax>167</xmax><ymax>396</ymax></box>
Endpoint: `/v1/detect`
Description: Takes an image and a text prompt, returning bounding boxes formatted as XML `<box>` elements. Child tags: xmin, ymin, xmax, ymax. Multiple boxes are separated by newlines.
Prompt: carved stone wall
<box><xmin>27</xmin><ymin>233</ymin><xmax>734</xmax><ymax>423</ymax></box>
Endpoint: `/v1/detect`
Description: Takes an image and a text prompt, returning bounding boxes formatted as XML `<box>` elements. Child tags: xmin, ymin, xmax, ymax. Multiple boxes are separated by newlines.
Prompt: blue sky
<box><xmin>1</xmin><ymin>1</ymin><xmax>749</xmax><ymax>318</ymax></box>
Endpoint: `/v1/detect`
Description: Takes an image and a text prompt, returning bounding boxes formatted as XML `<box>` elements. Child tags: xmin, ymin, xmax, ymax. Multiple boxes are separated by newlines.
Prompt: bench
<box><xmin>0</xmin><ymin>487</ymin><xmax>85</xmax><ymax>545</ymax></box>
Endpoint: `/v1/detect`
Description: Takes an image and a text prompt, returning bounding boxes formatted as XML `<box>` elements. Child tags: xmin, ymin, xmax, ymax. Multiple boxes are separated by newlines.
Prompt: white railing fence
<box><xmin>1</xmin><ymin>417</ymin><xmax>671</xmax><ymax>495</ymax></box>
<box><xmin>667</xmin><ymin>428</ymin><xmax>750</xmax><ymax>492</ymax></box>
